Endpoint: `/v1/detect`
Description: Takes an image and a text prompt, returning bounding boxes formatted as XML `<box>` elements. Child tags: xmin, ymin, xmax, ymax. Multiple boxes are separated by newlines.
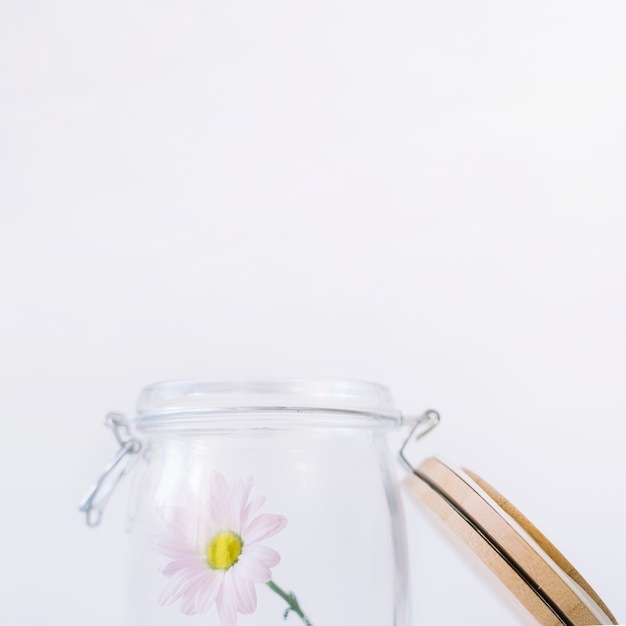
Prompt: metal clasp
<box><xmin>399</xmin><ymin>409</ymin><xmax>440</xmax><ymax>472</ymax></box>
<box><xmin>79</xmin><ymin>412</ymin><xmax>141</xmax><ymax>527</ymax></box>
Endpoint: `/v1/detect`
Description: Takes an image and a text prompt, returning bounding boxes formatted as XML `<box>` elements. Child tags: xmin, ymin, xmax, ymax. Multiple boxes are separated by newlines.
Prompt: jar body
<box><xmin>125</xmin><ymin>419</ymin><xmax>408</xmax><ymax>626</ymax></box>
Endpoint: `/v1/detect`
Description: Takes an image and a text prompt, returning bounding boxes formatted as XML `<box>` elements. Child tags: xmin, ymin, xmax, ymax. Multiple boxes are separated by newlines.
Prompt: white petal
<box><xmin>162</xmin><ymin>556</ymin><xmax>205</xmax><ymax>577</ymax></box>
<box><xmin>236</xmin><ymin>554</ymin><xmax>272</xmax><ymax>583</ymax></box>
<box><xmin>241</xmin><ymin>495</ymin><xmax>266</xmax><ymax>528</ymax></box>
<box><xmin>157</xmin><ymin>507</ymin><xmax>192</xmax><ymax>533</ymax></box>
<box><xmin>150</xmin><ymin>534</ymin><xmax>195</xmax><ymax>559</ymax></box>
<box><xmin>195</xmin><ymin>571</ymin><xmax>222</xmax><ymax>614</ymax></box>
<box><xmin>244</xmin><ymin>514</ymin><xmax>287</xmax><ymax>544</ymax></box>
<box><xmin>158</xmin><ymin>568</ymin><xmax>204</xmax><ymax>606</ymax></box>
<box><xmin>210</xmin><ymin>471</ymin><xmax>231</xmax><ymax>529</ymax></box>
<box><xmin>212</xmin><ymin>471</ymin><xmax>229</xmax><ymax>496</ymax></box>
<box><xmin>243</xmin><ymin>544</ymin><xmax>281</xmax><ymax>568</ymax></box>
<box><xmin>179</xmin><ymin>575</ymin><xmax>208</xmax><ymax>616</ymax></box>
<box><xmin>158</xmin><ymin>582</ymin><xmax>181</xmax><ymax>606</ymax></box>
<box><xmin>232</xmin><ymin>569</ymin><xmax>257</xmax><ymax>614</ymax></box>
<box><xmin>229</xmin><ymin>476</ymin><xmax>253</xmax><ymax>531</ymax></box>
<box><xmin>168</xmin><ymin>569</ymin><xmax>209</xmax><ymax>599</ymax></box>
<box><xmin>216</xmin><ymin>570</ymin><xmax>238</xmax><ymax>626</ymax></box>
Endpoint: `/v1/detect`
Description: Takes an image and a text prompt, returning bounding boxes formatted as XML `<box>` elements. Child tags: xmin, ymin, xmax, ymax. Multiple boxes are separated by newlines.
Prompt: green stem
<box><xmin>266</xmin><ymin>580</ymin><xmax>313</xmax><ymax>626</ymax></box>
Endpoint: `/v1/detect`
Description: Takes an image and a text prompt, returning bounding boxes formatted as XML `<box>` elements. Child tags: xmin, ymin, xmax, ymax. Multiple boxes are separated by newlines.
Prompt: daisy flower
<box><xmin>151</xmin><ymin>472</ymin><xmax>311</xmax><ymax>626</ymax></box>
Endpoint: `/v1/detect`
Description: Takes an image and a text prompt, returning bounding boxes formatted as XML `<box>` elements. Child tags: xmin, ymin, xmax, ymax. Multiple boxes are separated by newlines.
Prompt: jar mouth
<box><xmin>133</xmin><ymin>378</ymin><xmax>402</xmax><ymax>430</ymax></box>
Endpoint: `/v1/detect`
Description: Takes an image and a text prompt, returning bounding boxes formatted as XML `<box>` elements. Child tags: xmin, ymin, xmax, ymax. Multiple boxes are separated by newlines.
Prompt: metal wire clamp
<box><xmin>399</xmin><ymin>409</ymin><xmax>440</xmax><ymax>472</ymax></box>
<box><xmin>79</xmin><ymin>412</ymin><xmax>141</xmax><ymax>527</ymax></box>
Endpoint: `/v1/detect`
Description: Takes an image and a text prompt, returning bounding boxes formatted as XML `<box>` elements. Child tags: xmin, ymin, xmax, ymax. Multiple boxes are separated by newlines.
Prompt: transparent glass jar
<box><xmin>81</xmin><ymin>379</ymin><xmax>438</xmax><ymax>626</ymax></box>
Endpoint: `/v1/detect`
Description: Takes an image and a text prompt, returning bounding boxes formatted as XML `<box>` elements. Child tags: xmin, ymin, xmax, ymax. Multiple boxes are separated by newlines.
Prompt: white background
<box><xmin>1</xmin><ymin>1</ymin><xmax>625</xmax><ymax>624</ymax></box>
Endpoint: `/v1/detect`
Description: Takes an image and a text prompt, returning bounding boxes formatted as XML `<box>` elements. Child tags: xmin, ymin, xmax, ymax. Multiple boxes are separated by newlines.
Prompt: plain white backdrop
<box><xmin>1</xmin><ymin>1</ymin><xmax>625</xmax><ymax>624</ymax></box>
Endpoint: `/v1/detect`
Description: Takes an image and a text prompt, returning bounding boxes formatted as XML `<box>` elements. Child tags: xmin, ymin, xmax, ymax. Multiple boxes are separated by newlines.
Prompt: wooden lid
<box><xmin>404</xmin><ymin>457</ymin><xmax>618</xmax><ymax>625</ymax></box>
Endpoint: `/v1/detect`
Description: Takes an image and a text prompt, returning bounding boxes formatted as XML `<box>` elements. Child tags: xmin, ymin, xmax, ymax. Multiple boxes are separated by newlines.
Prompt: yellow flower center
<box><xmin>206</xmin><ymin>531</ymin><xmax>243</xmax><ymax>570</ymax></box>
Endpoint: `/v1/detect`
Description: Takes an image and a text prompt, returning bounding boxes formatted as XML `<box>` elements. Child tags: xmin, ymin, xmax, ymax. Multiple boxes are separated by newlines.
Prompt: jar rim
<box><xmin>133</xmin><ymin>378</ymin><xmax>401</xmax><ymax>430</ymax></box>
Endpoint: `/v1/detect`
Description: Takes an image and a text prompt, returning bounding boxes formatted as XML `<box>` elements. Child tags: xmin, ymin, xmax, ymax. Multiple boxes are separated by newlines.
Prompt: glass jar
<box><xmin>81</xmin><ymin>379</ymin><xmax>438</xmax><ymax>626</ymax></box>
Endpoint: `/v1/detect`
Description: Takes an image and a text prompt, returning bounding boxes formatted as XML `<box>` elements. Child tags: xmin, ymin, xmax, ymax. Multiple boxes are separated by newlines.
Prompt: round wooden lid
<box><xmin>404</xmin><ymin>457</ymin><xmax>618</xmax><ymax>625</ymax></box>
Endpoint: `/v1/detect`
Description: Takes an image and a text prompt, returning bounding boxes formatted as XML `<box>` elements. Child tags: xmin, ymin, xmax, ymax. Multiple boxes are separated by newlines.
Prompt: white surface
<box><xmin>1</xmin><ymin>1</ymin><xmax>625</xmax><ymax>624</ymax></box>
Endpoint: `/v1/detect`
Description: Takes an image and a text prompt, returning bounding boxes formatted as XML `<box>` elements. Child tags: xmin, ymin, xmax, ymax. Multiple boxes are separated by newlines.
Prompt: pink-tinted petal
<box><xmin>229</xmin><ymin>476</ymin><xmax>253</xmax><ymax>531</ymax></box>
<box><xmin>235</xmin><ymin>554</ymin><xmax>272</xmax><ymax>583</ymax></box>
<box><xmin>158</xmin><ymin>568</ymin><xmax>204</xmax><ymax>606</ymax></box>
<box><xmin>159</xmin><ymin>508</ymin><xmax>204</xmax><ymax>544</ymax></box>
<box><xmin>210</xmin><ymin>471</ymin><xmax>231</xmax><ymax>529</ymax></box>
<box><xmin>216</xmin><ymin>570</ymin><xmax>238</xmax><ymax>626</ymax></box>
<box><xmin>195</xmin><ymin>571</ymin><xmax>222</xmax><ymax>614</ymax></box>
<box><xmin>241</xmin><ymin>495</ymin><xmax>266</xmax><ymax>528</ymax></box>
<box><xmin>158</xmin><ymin>582</ymin><xmax>181</xmax><ymax>606</ymax></box>
<box><xmin>162</xmin><ymin>556</ymin><xmax>206</xmax><ymax>577</ymax></box>
<box><xmin>164</xmin><ymin>569</ymin><xmax>209</xmax><ymax>603</ymax></box>
<box><xmin>243</xmin><ymin>544</ymin><xmax>281</xmax><ymax>568</ymax></box>
<box><xmin>150</xmin><ymin>533</ymin><xmax>196</xmax><ymax>559</ymax></box>
<box><xmin>179</xmin><ymin>594</ymin><xmax>197</xmax><ymax>615</ymax></box>
<box><xmin>157</xmin><ymin>507</ymin><xmax>192</xmax><ymax>533</ymax></box>
<box><xmin>167</xmin><ymin>508</ymin><xmax>194</xmax><ymax>531</ymax></box>
<box><xmin>232</xmin><ymin>570</ymin><xmax>257</xmax><ymax>614</ymax></box>
<box><xmin>179</xmin><ymin>574</ymin><xmax>210</xmax><ymax>615</ymax></box>
<box><xmin>212</xmin><ymin>471</ymin><xmax>228</xmax><ymax>495</ymax></box>
<box><xmin>244</xmin><ymin>513</ymin><xmax>287</xmax><ymax>544</ymax></box>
